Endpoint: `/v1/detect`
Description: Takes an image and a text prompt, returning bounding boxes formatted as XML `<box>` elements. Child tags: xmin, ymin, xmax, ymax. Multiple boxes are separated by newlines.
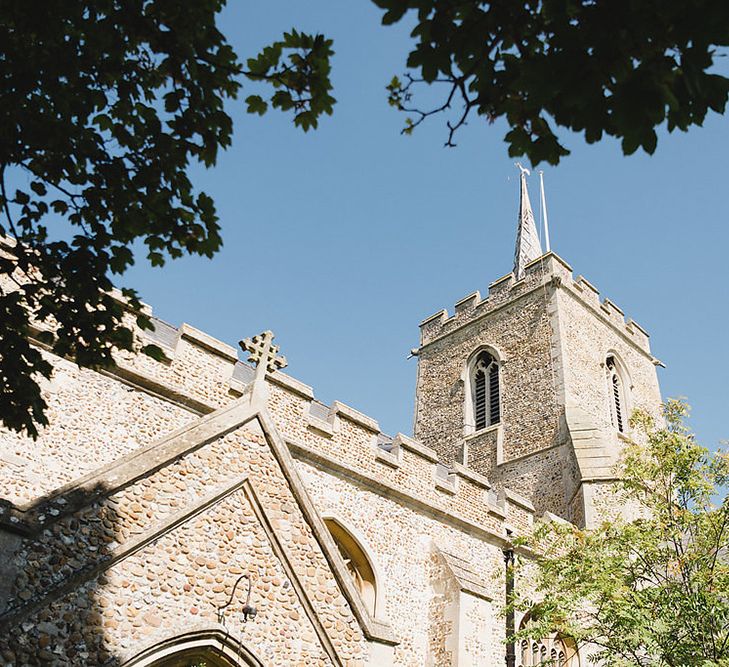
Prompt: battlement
<box><xmin>419</xmin><ymin>252</ymin><xmax>652</xmax><ymax>355</ymax></box>
<box><xmin>137</xmin><ymin>315</ymin><xmax>535</xmax><ymax>537</ymax></box>
<box><xmin>0</xmin><ymin>305</ymin><xmax>536</xmax><ymax>544</ymax></box>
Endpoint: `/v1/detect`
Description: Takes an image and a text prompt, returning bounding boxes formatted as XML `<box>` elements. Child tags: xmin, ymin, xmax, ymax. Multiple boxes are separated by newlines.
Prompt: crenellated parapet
<box><xmin>0</xmin><ymin>307</ymin><xmax>536</xmax><ymax>546</ymax></box>
<box><xmin>419</xmin><ymin>252</ymin><xmax>653</xmax><ymax>357</ymax></box>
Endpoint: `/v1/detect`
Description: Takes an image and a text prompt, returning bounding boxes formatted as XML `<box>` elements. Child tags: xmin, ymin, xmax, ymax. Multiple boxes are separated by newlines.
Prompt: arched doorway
<box><xmin>149</xmin><ymin>648</ymin><xmax>238</xmax><ymax>666</ymax></box>
<box><xmin>123</xmin><ymin>630</ymin><xmax>263</xmax><ymax>667</ymax></box>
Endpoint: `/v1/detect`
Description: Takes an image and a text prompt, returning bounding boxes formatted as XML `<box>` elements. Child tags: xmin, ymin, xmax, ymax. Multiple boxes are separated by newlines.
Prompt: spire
<box><xmin>513</xmin><ymin>164</ymin><xmax>543</xmax><ymax>280</ymax></box>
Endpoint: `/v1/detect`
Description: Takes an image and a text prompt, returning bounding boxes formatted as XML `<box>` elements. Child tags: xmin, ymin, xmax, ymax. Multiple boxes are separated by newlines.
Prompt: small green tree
<box><xmin>513</xmin><ymin>400</ymin><xmax>729</xmax><ymax>666</ymax></box>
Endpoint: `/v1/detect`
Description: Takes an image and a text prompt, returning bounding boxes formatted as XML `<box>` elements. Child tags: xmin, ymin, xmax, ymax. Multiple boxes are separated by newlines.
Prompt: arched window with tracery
<box><xmin>517</xmin><ymin>634</ymin><xmax>578</xmax><ymax>667</ymax></box>
<box><xmin>606</xmin><ymin>355</ymin><xmax>628</xmax><ymax>433</ymax></box>
<box><xmin>517</xmin><ymin>614</ymin><xmax>579</xmax><ymax>667</ymax></box>
<box><xmin>324</xmin><ymin>518</ymin><xmax>378</xmax><ymax>617</ymax></box>
<box><xmin>468</xmin><ymin>350</ymin><xmax>500</xmax><ymax>432</ymax></box>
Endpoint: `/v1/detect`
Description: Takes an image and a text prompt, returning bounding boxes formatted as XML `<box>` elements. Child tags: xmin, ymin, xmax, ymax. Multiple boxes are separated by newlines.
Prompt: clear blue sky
<box><xmin>125</xmin><ymin>2</ymin><xmax>728</xmax><ymax>451</ymax></box>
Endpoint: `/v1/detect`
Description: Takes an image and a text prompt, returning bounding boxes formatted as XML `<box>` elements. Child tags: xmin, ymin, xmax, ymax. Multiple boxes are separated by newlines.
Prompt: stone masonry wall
<box><xmin>414</xmin><ymin>270</ymin><xmax>561</xmax><ymax>467</ymax></box>
<box><xmin>556</xmin><ymin>285</ymin><xmax>662</xmax><ymax>433</ymax></box>
<box><xmin>0</xmin><ymin>421</ymin><xmax>368</xmax><ymax>666</ymax></box>
<box><xmin>0</xmin><ymin>354</ymin><xmax>196</xmax><ymax>507</ymax></box>
<box><xmin>412</xmin><ymin>252</ymin><xmax>663</xmax><ymax>521</ymax></box>
<box><xmin>0</xmin><ymin>305</ymin><xmax>534</xmax><ymax>666</ymax></box>
<box><xmin>297</xmin><ymin>461</ymin><xmax>507</xmax><ymax>666</ymax></box>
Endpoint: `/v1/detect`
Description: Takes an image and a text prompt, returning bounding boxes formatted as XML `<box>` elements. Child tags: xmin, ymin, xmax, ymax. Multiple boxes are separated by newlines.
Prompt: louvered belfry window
<box><xmin>472</xmin><ymin>351</ymin><xmax>500</xmax><ymax>431</ymax></box>
<box><xmin>607</xmin><ymin>356</ymin><xmax>625</xmax><ymax>433</ymax></box>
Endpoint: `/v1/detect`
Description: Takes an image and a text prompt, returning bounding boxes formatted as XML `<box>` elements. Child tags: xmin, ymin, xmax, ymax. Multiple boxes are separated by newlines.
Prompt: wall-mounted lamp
<box><xmin>217</xmin><ymin>573</ymin><xmax>258</xmax><ymax>625</ymax></box>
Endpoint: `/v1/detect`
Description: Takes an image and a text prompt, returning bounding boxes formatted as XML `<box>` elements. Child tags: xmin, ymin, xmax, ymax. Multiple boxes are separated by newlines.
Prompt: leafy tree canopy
<box><xmin>513</xmin><ymin>400</ymin><xmax>729</xmax><ymax>667</ymax></box>
<box><xmin>0</xmin><ymin>1</ymin><xmax>333</xmax><ymax>436</ymax></box>
<box><xmin>378</xmin><ymin>0</ymin><xmax>729</xmax><ymax>162</ymax></box>
<box><xmin>2</xmin><ymin>1</ymin><xmax>729</xmax><ymax>437</ymax></box>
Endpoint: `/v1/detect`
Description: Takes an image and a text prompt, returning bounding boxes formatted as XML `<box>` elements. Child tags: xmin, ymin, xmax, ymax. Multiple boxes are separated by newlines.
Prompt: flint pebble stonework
<box><xmin>0</xmin><ymin>249</ymin><xmax>663</xmax><ymax>666</ymax></box>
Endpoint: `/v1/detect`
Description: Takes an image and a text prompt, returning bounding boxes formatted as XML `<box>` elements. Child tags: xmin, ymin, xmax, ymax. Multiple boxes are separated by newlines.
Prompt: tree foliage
<box><xmin>376</xmin><ymin>0</ymin><xmax>729</xmax><ymax>163</ymax></box>
<box><xmin>513</xmin><ymin>400</ymin><xmax>729</xmax><ymax>666</ymax></box>
<box><xmin>3</xmin><ymin>1</ymin><xmax>729</xmax><ymax>438</ymax></box>
<box><xmin>0</xmin><ymin>1</ymin><xmax>334</xmax><ymax>437</ymax></box>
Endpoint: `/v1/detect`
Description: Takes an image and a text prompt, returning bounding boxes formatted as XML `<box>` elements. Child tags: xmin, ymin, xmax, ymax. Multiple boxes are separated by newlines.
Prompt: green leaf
<box><xmin>245</xmin><ymin>95</ymin><xmax>268</xmax><ymax>116</ymax></box>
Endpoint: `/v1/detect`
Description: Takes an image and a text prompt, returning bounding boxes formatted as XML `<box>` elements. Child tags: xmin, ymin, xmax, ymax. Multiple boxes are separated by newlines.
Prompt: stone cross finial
<box><xmin>239</xmin><ymin>330</ymin><xmax>287</xmax><ymax>384</ymax></box>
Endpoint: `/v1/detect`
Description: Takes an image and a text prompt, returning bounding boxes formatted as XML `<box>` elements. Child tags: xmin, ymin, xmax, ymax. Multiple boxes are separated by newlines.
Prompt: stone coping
<box><xmin>287</xmin><ymin>436</ymin><xmax>525</xmax><ymax>548</ymax></box>
<box><xmin>417</xmin><ymin>251</ymin><xmax>653</xmax><ymax>356</ymax></box>
<box><xmin>1</xmin><ymin>399</ymin><xmax>398</xmax><ymax>648</ymax></box>
<box><xmin>0</xmin><ymin>478</ymin><xmax>250</xmax><ymax>631</ymax></box>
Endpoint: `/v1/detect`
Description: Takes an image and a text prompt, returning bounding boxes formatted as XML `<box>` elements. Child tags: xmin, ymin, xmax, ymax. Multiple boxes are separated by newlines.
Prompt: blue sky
<box><xmin>125</xmin><ymin>2</ymin><xmax>728</xmax><ymax>451</ymax></box>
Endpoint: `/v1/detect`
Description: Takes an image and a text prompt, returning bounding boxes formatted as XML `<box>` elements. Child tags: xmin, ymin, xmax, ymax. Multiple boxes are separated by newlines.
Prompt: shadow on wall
<box><xmin>0</xmin><ymin>483</ymin><xmax>128</xmax><ymax>665</ymax></box>
<box><xmin>0</xmin><ymin>483</ymin><xmax>263</xmax><ymax>666</ymax></box>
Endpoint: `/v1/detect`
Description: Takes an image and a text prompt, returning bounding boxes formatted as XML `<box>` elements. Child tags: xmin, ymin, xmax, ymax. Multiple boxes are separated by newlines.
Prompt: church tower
<box><xmin>412</xmin><ymin>170</ymin><xmax>663</xmax><ymax>526</ymax></box>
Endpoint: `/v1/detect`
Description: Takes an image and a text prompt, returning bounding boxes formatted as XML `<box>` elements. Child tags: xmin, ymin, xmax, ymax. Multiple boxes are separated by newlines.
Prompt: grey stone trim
<box><xmin>306</xmin><ymin>414</ymin><xmax>336</xmax><ymax>438</ymax></box>
<box><xmin>24</xmin><ymin>324</ymin><xmax>216</xmax><ymax>418</ymax></box>
<box><xmin>564</xmin><ymin>405</ymin><xmax>619</xmax><ymax>482</ymax></box>
<box><xmin>143</xmin><ymin>317</ymin><xmax>180</xmax><ymax>350</ymax></box>
<box><xmin>103</xmin><ymin>364</ymin><xmax>215</xmax><ymax>415</ymax></box>
<box><xmin>573</xmin><ymin>275</ymin><xmax>600</xmax><ymax>295</ymax></box>
<box><xmin>393</xmin><ymin>432</ymin><xmax>439</xmax><ymax>462</ymax></box>
<box><xmin>454</xmin><ymin>291</ymin><xmax>481</xmax><ymax>313</ymax></box>
<box><xmin>527</xmin><ymin>251</ymin><xmax>572</xmax><ymax>273</ymax></box>
<box><xmin>179</xmin><ymin>323</ymin><xmax>238</xmax><ymax>362</ymax></box>
<box><xmin>488</xmin><ymin>273</ymin><xmax>513</xmax><ymax>290</ymax></box>
<box><xmin>437</xmin><ymin>548</ymin><xmax>493</xmax><ymax>602</ymax></box>
<box><xmin>232</xmin><ymin>360</ymin><xmax>255</xmax><ymax>385</ymax></box>
<box><xmin>308</xmin><ymin>401</ymin><xmax>331</xmax><ymax>421</ymax></box>
<box><xmin>419</xmin><ymin>308</ymin><xmax>449</xmax><ymax>327</ymax></box>
<box><xmin>451</xmin><ymin>462</ymin><xmax>491</xmax><ymax>490</ymax></box>
<box><xmin>560</xmin><ymin>281</ymin><xmax>653</xmax><ymax>356</ymax></box>
<box><xmin>2</xmin><ymin>395</ymin><xmax>256</xmax><ymax>530</ymax></box>
<box><xmin>242</xmin><ymin>482</ymin><xmax>349</xmax><ymax>667</ymax></box>
<box><xmin>254</xmin><ymin>411</ymin><xmax>397</xmax><ymax>647</ymax></box>
<box><xmin>119</xmin><ymin>628</ymin><xmax>265</xmax><ymax>667</ymax></box>
<box><xmin>626</xmin><ymin>318</ymin><xmax>650</xmax><ymax>338</ymax></box>
<box><xmin>330</xmin><ymin>401</ymin><xmax>380</xmax><ymax>433</ymax></box>
<box><xmin>268</xmin><ymin>370</ymin><xmax>315</xmax><ymax>399</ymax></box>
<box><xmin>502</xmin><ymin>488</ymin><xmax>535</xmax><ymax>513</ymax></box>
<box><xmin>418</xmin><ymin>279</ymin><xmax>551</xmax><ymax>350</ymax></box>
<box><xmin>375</xmin><ymin>448</ymin><xmax>401</xmax><ymax>469</ymax></box>
<box><xmin>602</xmin><ymin>298</ymin><xmax>625</xmax><ymax>316</ymax></box>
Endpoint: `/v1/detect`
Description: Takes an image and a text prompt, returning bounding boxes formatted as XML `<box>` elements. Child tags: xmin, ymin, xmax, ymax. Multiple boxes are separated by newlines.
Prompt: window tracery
<box><xmin>469</xmin><ymin>350</ymin><xmax>500</xmax><ymax>432</ymax></box>
<box><xmin>518</xmin><ymin>634</ymin><xmax>577</xmax><ymax>666</ymax></box>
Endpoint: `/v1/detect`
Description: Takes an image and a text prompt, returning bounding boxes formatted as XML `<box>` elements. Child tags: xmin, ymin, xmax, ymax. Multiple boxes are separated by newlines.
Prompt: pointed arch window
<box><xmin>516</xmin><ymin>631</ymin><xmax>579</xmax><ymax>666</ymax></box>
<box><xmin>324</xmin><ymin>518</ymin><xmax>378</xmax><ymax>617</ymax></box>
<box><xmin>470</xmin><ymin>350</ymin><xmax>500</xmax><ymax>432</ymax></box>
<box><xmin>606</xmin><ymin>355</ymin><xmax>628</xmax><ymax>433</ymax></box>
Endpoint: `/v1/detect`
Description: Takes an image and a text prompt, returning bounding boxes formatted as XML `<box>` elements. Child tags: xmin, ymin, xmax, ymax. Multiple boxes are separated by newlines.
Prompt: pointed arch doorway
<box><xmin>123</xmin><ymin>630</ymin><xmax>264</xmax><ymax>667</ymax></box>
<box><xmin>149</xmin><ymin>648</ymin><xmax>238</xmax><ymax>667</ymax></box>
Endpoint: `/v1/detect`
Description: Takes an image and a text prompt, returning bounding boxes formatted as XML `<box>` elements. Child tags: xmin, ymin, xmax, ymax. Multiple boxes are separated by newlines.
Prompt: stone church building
<box><xmin>0</xmin><ymin>172</ymin><xmax>663</xmax><ymax>666</ymax></box>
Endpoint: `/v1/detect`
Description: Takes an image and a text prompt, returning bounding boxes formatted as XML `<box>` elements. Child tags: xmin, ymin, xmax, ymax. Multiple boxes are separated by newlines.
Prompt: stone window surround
<box><xmin>603</xmin><ymin>349</ymin><xmax>633</xmax><ymax>436</ymax></box>
<box><xmin>322</xmin><ymin>514</ymin><xmax>384</xmax><ymax>622</ymax></box>
<box><xmin>463</xmin><ymin>345</ymin><xmax>506</xmax><ymax>438</ymax></box>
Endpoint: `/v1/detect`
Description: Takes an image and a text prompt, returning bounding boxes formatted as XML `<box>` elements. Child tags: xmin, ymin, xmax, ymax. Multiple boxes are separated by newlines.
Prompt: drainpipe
<box><xmin>504</xmin><ymin>548</ymin><xmax>516</xmax><ymax>667</ymax></box>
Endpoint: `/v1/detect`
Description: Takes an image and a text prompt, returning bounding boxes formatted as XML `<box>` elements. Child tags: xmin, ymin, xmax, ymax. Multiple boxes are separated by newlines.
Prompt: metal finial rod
<box><xmin>538</xmin><ymin>170</ymin><xmax>551</xmax><ymax>253</ymax></box>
